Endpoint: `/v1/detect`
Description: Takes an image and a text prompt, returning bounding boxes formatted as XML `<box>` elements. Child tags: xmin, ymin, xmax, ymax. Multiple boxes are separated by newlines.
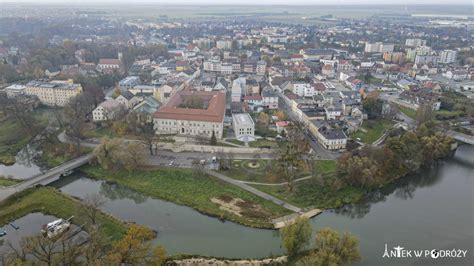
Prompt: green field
<box><xmin>220</xmin><ymin>159</ymin><xmax>336</xmax><ymax>184</ymax></box>
<box><xmin>82</xmin><ymin>166</ymin><xmax>291</xmax><ymax>228</ymax></box>
<box><xmin>398</xmin><ymin>106</ymin><xmax>417</xmax><ymax>120</ymax></box>
<box><xmin>252</xmin><ymin>176</ymin><xmax>365</xmax><ymax>209</ymax></box>
<box><xmin>0</xmin><ymin>176</ymin><xmax>20</xmax><ymax>187</ymax></box>
<box><xmin>352</xmin><ymin>119</ymin><xmax>395</xmax><ymax>144</ymax></box>
<box><xmin>0</xmin><ymin>187</ymin><xmax>127</xmax><ymax>241</ymax></box>
<box><xmin>314</xmin><ymin>160</ymin><xmax>337</xmax><ymax>174</ymax></box>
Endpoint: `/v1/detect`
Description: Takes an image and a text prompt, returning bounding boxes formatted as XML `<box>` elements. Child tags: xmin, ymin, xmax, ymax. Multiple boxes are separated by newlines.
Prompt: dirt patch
<box><xmin>211</xmin><ymin>197</ymin><xmax>269</xmax><ymax>218</ymax></box>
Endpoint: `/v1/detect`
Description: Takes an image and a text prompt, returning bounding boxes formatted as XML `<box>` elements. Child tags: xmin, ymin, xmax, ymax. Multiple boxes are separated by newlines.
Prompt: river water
<box><xmin>2</xmin><ymin>145</ymin><xmax>473</xmax><ymax>265</ymax></box>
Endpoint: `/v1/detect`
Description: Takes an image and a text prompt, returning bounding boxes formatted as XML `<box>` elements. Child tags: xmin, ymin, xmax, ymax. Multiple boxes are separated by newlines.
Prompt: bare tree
<box><xmin>22</xmin><ymin>235</ymin><xmax>60</xmax><ymax>266</ymax></box>
<box><xmin>80</xmin><ymin>193</ymin><xmax>106</xmax><ymax>226</ymax></box>
<box><xmin>64</xmin><ymin>93</ymin><xmax>95</xmax><ymax>148</ymax></box>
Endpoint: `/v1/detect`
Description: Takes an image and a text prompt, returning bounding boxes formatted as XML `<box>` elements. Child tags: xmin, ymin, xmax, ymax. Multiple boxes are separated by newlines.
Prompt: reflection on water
<box><xmin>55</xmin><ymin>176</ymin><xmax>284</xmax><ymax>258</ymax></box>
<box><xmin>99</xmin><ymin>181</ymin><xmax>147</xmax><ymax>204</ymax></box>
<box><xmin>332</xmin><ymin>163</ymin><xmax>445</xmax><ymax>220</ymax></box>
<box><xmin>46</xmin><ymin>145</ymin><xmax>474</xmax><ymax>264</ymax></box>
<box><xmin>313</xmin><ymin>145</ymin><xmax>474</xmax><ymax>266</ymax></box>
<box><xmin>0</xmin><ymin>144</ymin><xmax>44</xmax><ymax>180</ymax></box>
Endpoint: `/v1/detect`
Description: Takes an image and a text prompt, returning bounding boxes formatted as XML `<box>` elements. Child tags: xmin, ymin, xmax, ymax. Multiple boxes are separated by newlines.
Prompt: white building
<box><xmin>4</xmin><ymin>84</ymin><xmax>26</xmax><ymax>98</ymax></box>
<box><xmin>92</xmin><ymin>99</ymin><xmax>123</xmax><ymax>122</ymax></box>
<box><xmin>232</xmin><ymin>113</ymin><xmax>255</xmax><ymax>142</ymax></box>
<box><xmin>415</xmin><ymin>55</ymin><xmax>438</xmax><ymax>65</ymax></box>
<box><xmin>216</xmin><ymin>40</ymin><xmax>233</xmax><ymax>50</ymax></box>
<box><xmin>405</xmin><ymin>38</ymin><xmax>427</xmax><ymax>47</ymax></box>
<box><xmin>267</xmin><ymin>35</ymin><xmax>288</xmax><ymax>43</ymax></box>
<box><xmin>231</xmin><ymin>78</ymin><xmax>246</xmax><ymax>102</ymax></box>
<box><xmin>293</xmin><ymin>82</ymin><xmax>314</xmax><ymax>97</ymax></box>
<box><xmin>364</xmin><ymin>42</ymin><xmax>394</xmax><ymax>53</ymax></box>
<box><xmin>438</xmin><ymin>50</ymin><xmax>457</xmax><ymax>64</ymax></box>
<box><xmin>24</xmin><ymin>79</ymin><xmax>82</xmax><ymax>107</ymax></box>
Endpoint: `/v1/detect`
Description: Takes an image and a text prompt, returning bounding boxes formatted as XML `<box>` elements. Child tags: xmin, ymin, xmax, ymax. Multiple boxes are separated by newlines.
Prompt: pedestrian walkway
<box><xmin>237</xmin><ymin>175</ymin><xmax>313</xmax><ymax>186</ymax></box>
<box><xmin>204</xmin><ymin>169</ymin><xmax>302</xmax><ymax>213</ymax></box>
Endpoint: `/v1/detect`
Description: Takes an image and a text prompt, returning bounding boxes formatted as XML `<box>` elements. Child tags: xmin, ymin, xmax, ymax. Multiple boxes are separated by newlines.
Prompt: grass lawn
<box><xmin>314</xmin><ymin>160</ymin><xmax>337</xmax><ymax>174</ymax></box>
<box><xmin>0</xmin><ymin>108</ymin><xmax>52</xmax><ymax>165</ymax></box>
<box><xmin>434</xmin><ymin>110</ymin><xmax>464</xmax><ymax>121</ymax></box>
<box><xmin>84</xmin><ymin>125</ymin><xmax>119</xmax><ymax>139</ymax></box>
<box><xmin>351</xmin><ymin>119</ymin><xmax>394</xmax><ymax>144</ymax></box>
<box><xmin>220</xmin><ymin>159</ymin><xmax>336</xmax><ymax>184</ymax></box>
<box><xmin>252</xmin><ymin>177</ymin><xmax>365</xmax><ymax>209</ymax></box>
<box><xmin>82</xmin><ymin>165</ymin><xmax>291</xmax><ymax>228</ymax></box>
<box><xmin>248</xmin><ymin>139</ymin><xmax>278</xmax><ymax>148</ymax></box>
<box><xmin>398</xmin><ymin>105</ymin><xmax>417</xmax><ymax>120</ymax></box>
<box><xmin>225</xmin><ymin>139</ymin><xmax>245</xmax><ymax>146</ymax></box>
<box><xmin>0</xmin><ymin>176</ymin><xmax>21</xmax><ymax>187</ymax></box>
<box><xmin>0</xmin><ymin>187</ymin><xmax>126</xmax><ymax>241</ymax></box>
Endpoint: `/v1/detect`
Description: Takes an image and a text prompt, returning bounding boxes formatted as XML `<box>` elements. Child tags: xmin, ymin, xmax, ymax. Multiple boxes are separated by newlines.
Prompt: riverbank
<box><xmin>81</xmin><ymin>165</ymin><xmax>291</xmax><ymax>229</ymax></box>
<box><xmin>0</xmin><ymin>187</ymin><xmax>127</xmax><ymax>241</ymax></box>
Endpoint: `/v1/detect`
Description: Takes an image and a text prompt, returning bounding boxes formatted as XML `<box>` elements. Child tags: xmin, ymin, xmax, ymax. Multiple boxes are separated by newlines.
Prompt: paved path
<box><xmin>0</xmin><ymin>153</ymin><xmax>94</xmax><ymax>202</ymax></box>
<box><xmin>237</xmin><ymin>175</ymin><xmax>313</xmax><ymax>186</ymax></box>
<box><xmin>205</xmin><ymin>169</ymin><xmax>302</xmax><ymax>213</ymax></box>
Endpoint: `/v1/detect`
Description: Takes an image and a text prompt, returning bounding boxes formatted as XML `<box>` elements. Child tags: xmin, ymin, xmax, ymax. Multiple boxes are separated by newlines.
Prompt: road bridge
<box><xmin>0</xmin><ymin>154</ymin><xmax>94</xmax><ymax>202</ymax></box>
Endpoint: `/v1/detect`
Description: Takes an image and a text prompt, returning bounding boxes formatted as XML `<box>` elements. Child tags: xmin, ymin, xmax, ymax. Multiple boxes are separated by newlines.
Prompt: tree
<box><xmin>297</xmin><ymin>228</ymin><xmax>362</xmax><ymax>266</ymax></box>
<box><xmin>277</xmin><ymin>120</ymin><xmax>309</xmax><ymax>192</ymax></box>
<box><xmin>123</xmin><ymin>142</ymin><xmax>145</xmax><ymax>171</ymax></box>
<box><xmin>94</xmin><ymin>138</ymin><xmax>145</xmax><ymax>171</ymax></box>
<box><xmin>210</xmin><ymin>131</ymin><xmax>217</xmax><ymax>146</ymax></box>
<box><xmin>107</xmin><ymin>224</ymin><xmax>165</xmax><ymax>265</ymax></box>
<box><xmin>135</xmin><ymin>121</ymin><xmax>158</xmax><ymax>155</ymax></box>
<box><xmin>362</xmin><ymin>97</ymin><xmax>383</xmax><ymax>119</ymax></box>
<box><xmin>280</xmin><ymin>217</ymin><xmax>312</xmax><ymax>257</ymax></box>
<box><xmin>274</xmin><ymin>110</ymin><xmax>287</xmax><ymax>121</ymax></box>
<box><xmin>94</xmin><ymin>137</ymin><xmax>122</xmax><ymax>170</ymax></box>
<box><xmin>258</xmin><ymin>112</ymin><xmax>270</xmax><ymax>127</ymax></box>
<box><xmin>64</xmin><ymin>93</ymin><xmax>95</xmax><ymax>148</ymax></box>
<box><xmin>80</xmin><ymin>193</ymin><xmax>106</xmax><ymax>226</ymax></box>
<box><xmin>416</xmin><ymin>103</ymin><xmax>433</xmax><ymax>127</ymax></box>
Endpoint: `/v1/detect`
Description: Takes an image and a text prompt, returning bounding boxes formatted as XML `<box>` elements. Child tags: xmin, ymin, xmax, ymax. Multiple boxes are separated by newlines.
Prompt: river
<box><xmin>2</xmin><ymin>145</ymin><xmax>473</xmax><ymax>265</ymax></box>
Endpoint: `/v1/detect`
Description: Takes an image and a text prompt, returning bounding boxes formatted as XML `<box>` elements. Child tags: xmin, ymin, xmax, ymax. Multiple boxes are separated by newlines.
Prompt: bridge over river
<box><xmin>0</xmin><ymin>153</ymin><xmax>93</xmax><ymax>202</ymax></box>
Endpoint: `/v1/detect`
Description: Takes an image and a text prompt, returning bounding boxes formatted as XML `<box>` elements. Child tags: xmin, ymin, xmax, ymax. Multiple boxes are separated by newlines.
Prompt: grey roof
<box><xmin>319</xmin><ymin>127</ymin><xmax>346</xmax><ymax>140</ymax></box>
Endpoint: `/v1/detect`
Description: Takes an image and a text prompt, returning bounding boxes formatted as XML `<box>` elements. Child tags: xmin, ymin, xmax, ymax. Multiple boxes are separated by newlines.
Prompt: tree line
<box><xmin>337</xmin><ymin>122</ymin><xmax>454</xmax><ymax>190</ymax></box>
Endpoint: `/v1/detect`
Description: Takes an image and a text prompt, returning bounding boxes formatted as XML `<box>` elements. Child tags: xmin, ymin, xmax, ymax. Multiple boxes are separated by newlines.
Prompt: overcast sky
<box><xmin>1</xmin><ymin>0</ymin><xmax>471</xmax><ymax>4</ymax></box>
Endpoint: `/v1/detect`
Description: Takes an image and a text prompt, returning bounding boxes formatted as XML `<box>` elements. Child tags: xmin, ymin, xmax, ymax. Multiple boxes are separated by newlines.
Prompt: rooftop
<box><xmin>154</xmin><ymin>90</ymin><xmax>225</xmax><ymax>123</ymax></box>
<box><xmin>233</xmin><ymin>113</ymin><xmax>254</xmax><ymax>126</ymax></box>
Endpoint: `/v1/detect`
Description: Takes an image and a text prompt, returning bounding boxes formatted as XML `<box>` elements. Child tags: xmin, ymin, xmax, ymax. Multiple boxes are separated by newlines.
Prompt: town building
<box><xmin>92</xmin><ymin>99</ymin><xmax>124</xmax><ymax>122</ymax></box>
<box><xmin>232</xmin><ymin>113</ymin><xmax>255</xmax><ymax>142</ymax></box>
<box><xmin>438</xmin><ymin>50</ymin><xmax>457</xmax><ymax>64</ymax></box>
<box><xmin>97</xmin><ymin>58</ymin><xmax>121</xmax><ymax>73</ymax></box>
<box><xmin>153</xmin><ymin>90</ymin><xmax>226</xmax><ymax>139</ymax></box>
<box><xmin>118</xmin><ymin>76</ymin><xmax>141</xmax><ymax>90</ymax></box>
<box><xmin>24</xmin><ymin>79</ymin><xmax>82</xmax><ymax>107</ymax></box>
<box><xmin>4</xmin><ymin>84</ymin><xmax>26</xmax><ymax>98</ymax></box>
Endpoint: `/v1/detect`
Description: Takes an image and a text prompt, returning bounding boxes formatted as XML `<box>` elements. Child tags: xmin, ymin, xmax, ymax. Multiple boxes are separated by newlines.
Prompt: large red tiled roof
<box><xmin>98</xmin><ymin>59</ymin><xmax>121</xmax><ymax>65</ymax></box>
<box><xmin>154</xmin><ymin>90</ymin><xmax>226</xmax><ymax>123</ymax></box>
